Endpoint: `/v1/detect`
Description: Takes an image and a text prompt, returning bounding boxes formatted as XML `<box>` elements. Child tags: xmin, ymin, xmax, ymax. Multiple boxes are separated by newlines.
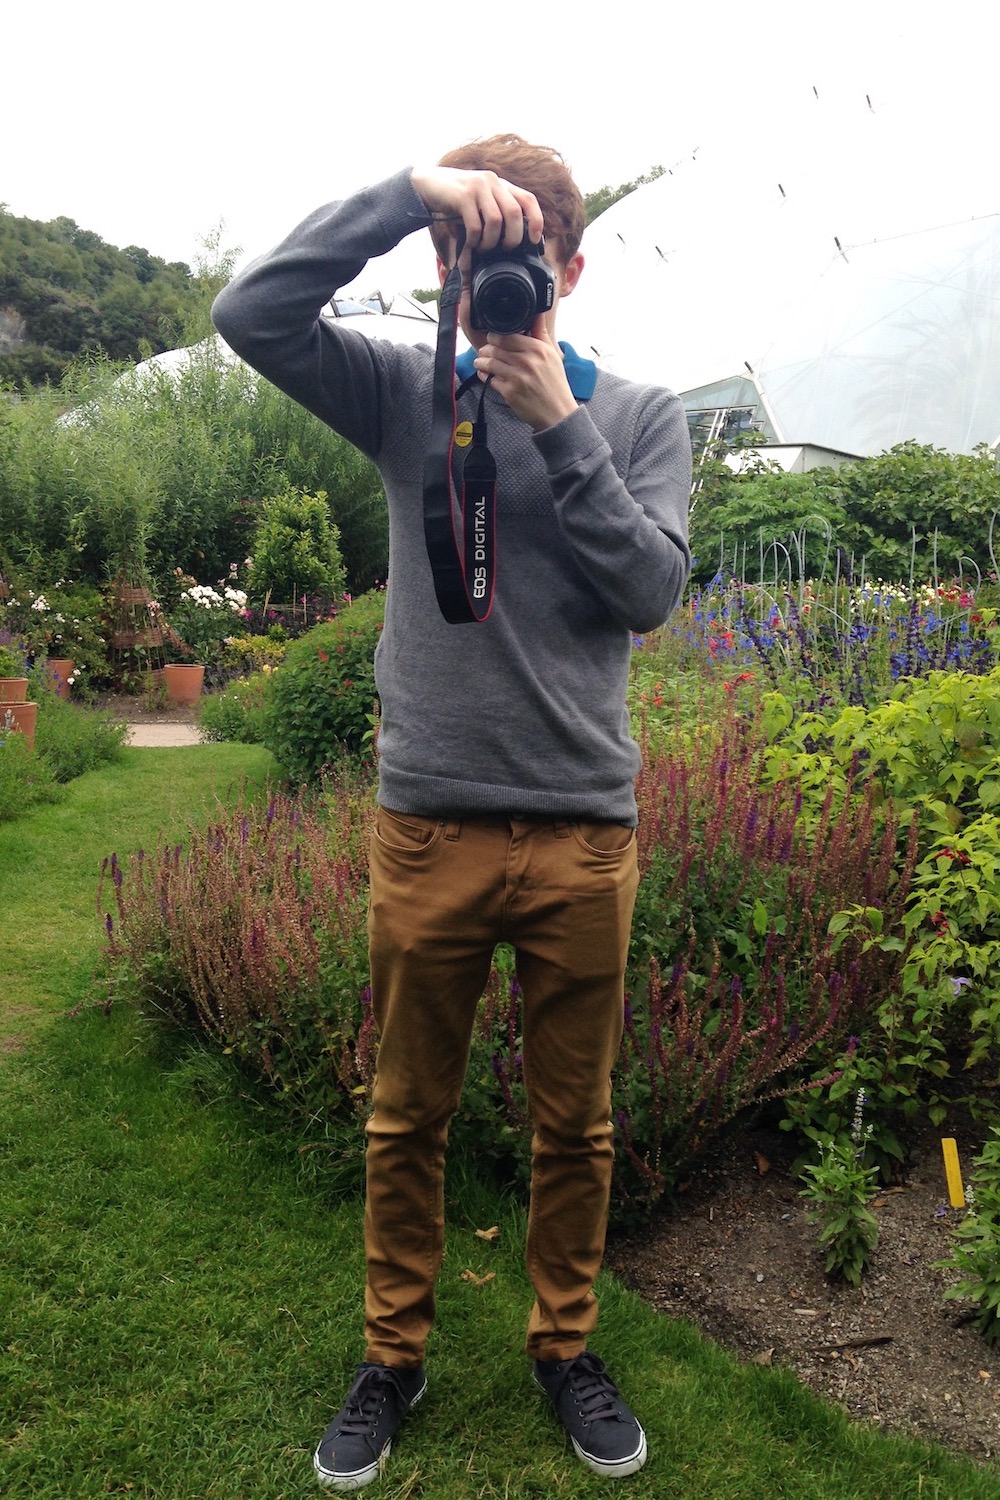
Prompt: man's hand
<box><xmin>411</xmin><ymin>166</ymin><xmax>578</xmax><ymax>432</ymax></box>
<box><xmin>410</xmin><ymin>166</ymin><xmax>544</xmax><ymax>258</ymax></box>
<box><xmin>473</xmin><ymin>316</ymin><xmax>578</xmax><ymax>433</ymax></box>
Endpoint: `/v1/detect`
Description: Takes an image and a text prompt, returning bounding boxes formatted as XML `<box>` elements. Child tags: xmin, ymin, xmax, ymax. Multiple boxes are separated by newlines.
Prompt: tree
<box><xmin>0</xmin><ymin>205</ymin><xmax>202</xmax><ymax>385</ymax></box>
<box><xmin>583</xmin><ymin>166</ymin><xmax>665</xmax><ymax>225</ymax></box>
<box><xmin>689</xmin><ymin>441</ymin><xmax>1000</xmax><ymax>585</ymax></box>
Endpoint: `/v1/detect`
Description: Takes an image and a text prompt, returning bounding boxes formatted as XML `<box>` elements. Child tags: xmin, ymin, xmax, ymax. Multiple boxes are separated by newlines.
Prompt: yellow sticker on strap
<box><xmin>454</xmin><ymin>420</ymin><xmax>474</xmax><ymax>448</ymax></box>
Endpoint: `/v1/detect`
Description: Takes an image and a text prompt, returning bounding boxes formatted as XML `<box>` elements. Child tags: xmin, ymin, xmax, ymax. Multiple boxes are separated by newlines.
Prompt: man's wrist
<box><xmin>529</xmin><ymin>392</ymin><xmax>578</xmax><ymax>433</ymax></box>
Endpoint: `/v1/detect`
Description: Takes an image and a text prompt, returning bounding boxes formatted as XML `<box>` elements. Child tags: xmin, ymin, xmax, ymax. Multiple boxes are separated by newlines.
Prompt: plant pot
<box><xmin>46</xmin><ymin>658</ymin><xmax>75</xmax><ymax>700</ymax></box>
<box><xmin>1</xmin><ymin>699</ymin><xmax>38</xmax><ymax>748</ymax></box>
<box><xmin>163</xmin><ymin>663</ymin><xmax>205</xmax><ymax>706</ymax></box>
<box><xmin>0</xmin><ymin>677</ymin><xmax>29</xmax><ymax>705</ymax></box>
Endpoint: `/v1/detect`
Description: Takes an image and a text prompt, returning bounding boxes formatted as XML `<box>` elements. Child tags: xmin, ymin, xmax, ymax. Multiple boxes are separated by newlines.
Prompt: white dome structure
<box><xmin>558</xmin><ymin>89</ymin><xmax>1000</xmax><ymax>458</ymax></box>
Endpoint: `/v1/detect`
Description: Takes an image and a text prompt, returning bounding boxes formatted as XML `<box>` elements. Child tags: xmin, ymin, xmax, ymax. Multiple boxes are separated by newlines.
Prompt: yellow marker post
<box><xmin>941</xmin><ymin>1137</ymin><xmax>966</xmax><ymax>1209</ymax></box>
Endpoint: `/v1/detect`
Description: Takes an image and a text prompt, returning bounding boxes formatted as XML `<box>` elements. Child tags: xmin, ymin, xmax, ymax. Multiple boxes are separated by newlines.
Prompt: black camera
<box><xmin>469</xmin><ymin>226</ymin><xmax>556</xmax><ymax>335</ymax></box>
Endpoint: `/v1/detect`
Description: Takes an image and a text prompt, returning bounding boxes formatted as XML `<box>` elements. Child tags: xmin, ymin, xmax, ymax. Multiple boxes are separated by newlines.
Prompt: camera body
<box><xmin>469</xmin><ymin>229</ymin><xmax>556</xmax><ymax>335</ymax></box>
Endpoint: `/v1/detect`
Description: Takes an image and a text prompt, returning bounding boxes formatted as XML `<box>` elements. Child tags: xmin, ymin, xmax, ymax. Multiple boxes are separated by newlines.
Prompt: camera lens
<box><xmin>472</xmin><ymin>263</ymin><xmax>536</xmax><ymax>334</ymax></box>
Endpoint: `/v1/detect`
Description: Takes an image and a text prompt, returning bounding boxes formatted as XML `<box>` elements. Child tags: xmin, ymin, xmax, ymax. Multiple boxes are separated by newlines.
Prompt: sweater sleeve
<box><xmin>533</xmin><ymin>394</ymin><xmax>692</xmax><ymax>633</ymax></box>
<box><xmin>211</xmin><ymin>170</ymin><xmax>432</xmax><ymax>458</ymax></box>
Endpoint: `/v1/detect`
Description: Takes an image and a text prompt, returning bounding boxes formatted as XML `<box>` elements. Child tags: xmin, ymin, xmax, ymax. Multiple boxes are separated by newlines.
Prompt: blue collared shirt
<box><xmin>455</xmin><ymin>341</ymin><xmax>598</xmax><ymax>401</ymax></box>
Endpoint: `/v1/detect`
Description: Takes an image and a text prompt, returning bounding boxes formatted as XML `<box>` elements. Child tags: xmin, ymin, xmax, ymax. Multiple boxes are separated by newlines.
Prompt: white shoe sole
<box><xmin>313</xmin><ymin>1377</ymin><xmax>427</xmax><ymax>1491</ymax></box>
<box><xmin>572</xmin><ymin>1424</ymin><xmax>648</xmax><ymax>1478</ymax></box>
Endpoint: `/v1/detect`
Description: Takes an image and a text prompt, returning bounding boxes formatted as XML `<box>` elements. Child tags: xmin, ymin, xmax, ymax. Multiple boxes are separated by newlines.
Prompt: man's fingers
<box><xmin>412</xmin><ymin>166</ymin><xmax>545</xmax><ymax>251</ymax></box>
<box><xmin>472</xmin><ymin>177</ymin><xmax>542</xmax><ymax>251</ymax></box>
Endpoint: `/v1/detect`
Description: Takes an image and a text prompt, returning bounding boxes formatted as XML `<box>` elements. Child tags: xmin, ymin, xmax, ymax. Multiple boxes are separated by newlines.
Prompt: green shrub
<box><xmin>690</xmin><ymin>440</ymin><xmax>1000</xmax><ymax>587</ymax></box>
<box><xmin>0</xmin><ymin>579</ymin><xmax>112</xmax><ymax>691</ymax></box>
<box><xmin>31</xmin><ymin>687</ymin><xmax>128</xmax><ymax>781</ymax></box>
<box><xmin>248</xmin><ymin>488</ymin><xmax>347</xmax><ymax>607</ymax></box>
<box><xmin>198</xmin><ymin>671</ymin><xmax>273</xmax><ymax>744</ymax></box>
<box><xmin>0</xmin><ymin>726</ymin><xmax>60</xmax><ymax>820</ymax></box>
<box><xmin>763</xmin><ymin>666</ymin><xmax>1000</xmax><ymax>1124</ymax></box>
<box><xmin>799</xmin><ymin>1090</ymin><xmax>880</xmax><ymax>1286</ymax></box>
<box><xmin>263</xmin><ymin>591</ymin><xmax>384</xmax><ymax>782</ymax></box>
<box><xmin>0</xmin><ymin>350</ymin><xmax>388</xmax><ymax>597</ymax></box>
<box><xmin>0</xmin><ymin>645</ymin><xmax>26</xmax><ymax>678</ymax></box>
<box><xmin>220</xmin><ymin>634</ymin><xmax>286</xmax><ymax>676</ymax></box>
<box><xmin>938</xmin><ymin>1126</ymin><xmax>1000</xmax><ymax>1346</ymax></box>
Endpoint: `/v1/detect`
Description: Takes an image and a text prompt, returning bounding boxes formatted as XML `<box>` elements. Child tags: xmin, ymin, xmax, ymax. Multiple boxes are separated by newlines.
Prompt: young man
<box><xmin>212</xmin><ymin>134</ymin><xmax>692</xmax><ymax>1491</ymax></box>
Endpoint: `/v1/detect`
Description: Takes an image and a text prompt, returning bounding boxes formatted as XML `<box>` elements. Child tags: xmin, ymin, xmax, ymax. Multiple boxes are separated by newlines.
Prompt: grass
<box><xmin>2</xmin><ymin>749</ymin><xmax>1000</xmax><ymax>1498</ymax></box>
<box><xmin>2</xmin><ymin>744</ymin><xmax>275</xmax><ymax>1044</ymax></box>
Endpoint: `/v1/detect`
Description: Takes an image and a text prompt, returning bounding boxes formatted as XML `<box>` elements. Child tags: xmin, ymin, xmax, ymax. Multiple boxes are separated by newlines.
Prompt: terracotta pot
<box><xmin>46</xmin><ymin>658</ymin><xmax>75</xmax><ymax>700</ymax></box>
<box><xmin>0</xmin><ymin>677</ymin><xmax>29</xmax><ymax>704</ymax></box>
<box><xmin>1</xmin><ymin>699</ymin><xmax>38</xmax><ymax>749</ymax></box>
<box><xmin>163</xmin><ymin>663</ymin><xmax>205</xmax><ymax>706</ymax></box>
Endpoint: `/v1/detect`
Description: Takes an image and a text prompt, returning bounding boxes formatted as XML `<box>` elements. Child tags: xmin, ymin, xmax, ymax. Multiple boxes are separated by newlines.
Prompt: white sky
<box><xmin>5</xmin><ymin>0</ymin><xmax>998</xmax><ymax>299</ymax></box>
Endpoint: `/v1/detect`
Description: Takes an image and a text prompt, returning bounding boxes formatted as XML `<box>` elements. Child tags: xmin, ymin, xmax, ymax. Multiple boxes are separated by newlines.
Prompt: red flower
<box><xmin>317</xmin><ymin>649</ymin><xmax>329</xmax><ymax>663</ymax></box>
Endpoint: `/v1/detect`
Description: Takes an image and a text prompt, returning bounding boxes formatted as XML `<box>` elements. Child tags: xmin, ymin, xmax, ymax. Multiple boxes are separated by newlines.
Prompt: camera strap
<box><xmin>422</xmin><ymin>243</ymin><xmax>497</xmax><ymax>624</ymax></box>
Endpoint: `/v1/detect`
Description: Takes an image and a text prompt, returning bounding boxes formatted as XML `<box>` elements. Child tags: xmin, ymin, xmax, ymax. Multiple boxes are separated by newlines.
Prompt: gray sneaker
<box><xmin>313</xmin><ymin>1362</ymin><xmax>427</xmax><ymax>1491</ymax></box>
<box><xmin>534</xmin><ymin>1351</ymin><xmax>647</xmax><ymax>1478</ymax></box>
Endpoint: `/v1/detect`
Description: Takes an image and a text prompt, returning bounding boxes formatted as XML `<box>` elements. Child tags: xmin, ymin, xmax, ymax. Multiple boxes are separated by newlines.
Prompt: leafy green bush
<box><xmin>0</xmin><ymin>726</ymin><xmax>60</xmax><ymax>820</ymax></box>
<box><xmin>31</xmin><ymin>685</ymin><xmax>128</xmax><ymax>781</ymax></box>
<box><xmin>0</xmin><ymin>347</ymin><xmax>388</xmax><ymax>596</ymax></box>
<box><xmin>263</xmin><ymin>591</ymin><xmax>384</xmax><ymax>782</ymax></box>
<box><xmin>690</xmin><ymin>440</ymin><xmax>1000</xmax><ymax>586</ymax></box>
<box><xmin>220</xmin><ymin>634</ymin><xmax>286</xmax><ymax>676</ymax></box>
<box><xmin>938</xmin><ymin>1126</ymin><xmax>1000</xmax><ymax>1346</ymax></box>
<box><xmin>198</xmin><ymin>672</ymin><xmax>273</xmax><ymax>744</ymax></box>
<box><xmin>163</xmin><ymin>576</ymin><xmax>249</xmax><ymax>682</ymax></box>
<box><xmin>248</xmin><ymin>488</ymin><xmax>347</xmax><ymax>607</ymax></box>
<box><xmin>764</xmin><ymin>665</ymin><xmax>1000</xmax><ymax>1100</ymax></box>
<box><xmin>0</xmin><ymin>645</ymin><xmax>26</xmax><ymax>678</ymax></box>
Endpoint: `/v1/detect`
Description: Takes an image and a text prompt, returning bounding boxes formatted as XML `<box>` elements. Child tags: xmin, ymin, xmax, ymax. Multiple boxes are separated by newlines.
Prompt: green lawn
<box><xmin>2</xmin><ymin>748</ymin><xmax>999</xmax><ymax>1498</ymax></box>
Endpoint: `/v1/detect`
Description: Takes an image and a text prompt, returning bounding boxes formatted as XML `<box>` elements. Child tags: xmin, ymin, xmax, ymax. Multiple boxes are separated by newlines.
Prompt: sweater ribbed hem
<box><xmin>377</xmin><ymin>767</ymin><xmax>638</xmax><ymax>827</ymax></box>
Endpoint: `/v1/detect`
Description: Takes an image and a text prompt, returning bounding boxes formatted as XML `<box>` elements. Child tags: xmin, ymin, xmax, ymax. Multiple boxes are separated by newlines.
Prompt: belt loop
<box><xmin>553</xmin><ymin>818</ymin><xmax>572</xmax><ymax>839</ymax></box>
<box><xmin>444</xmin><ymin>818</ymin><xmax>462</xmax><ymax>841</ymax></box>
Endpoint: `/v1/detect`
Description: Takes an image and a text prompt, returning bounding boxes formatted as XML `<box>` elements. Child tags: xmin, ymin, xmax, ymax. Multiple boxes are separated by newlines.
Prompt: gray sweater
<box><xmin>212</xmin><ymin>170</ymin><xmax>692</xmax><ymax>823</ymax></box>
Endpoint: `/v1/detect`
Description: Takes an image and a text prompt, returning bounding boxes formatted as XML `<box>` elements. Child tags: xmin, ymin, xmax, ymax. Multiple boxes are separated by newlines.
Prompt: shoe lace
<box><xmin>567</xmin><ymin>1353</ymin><xmax>624</xmax><ymax>1424</ymax></box>
<box><xmin>339</xmin><ymin>1367</ymin><xmax>402</xmax><ymax>1437</ymax></box>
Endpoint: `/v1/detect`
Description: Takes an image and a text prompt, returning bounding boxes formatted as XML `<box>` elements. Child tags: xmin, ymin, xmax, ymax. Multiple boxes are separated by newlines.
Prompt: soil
<box><xmin>97</xmin><ymin>691</ymin><xmax>198</xmax><ymax>725</ymax></box>
<box><xmin>607</xmin><ymin>1116</ymin><xmax>1000</xmax><ymax>1466</ymax></box>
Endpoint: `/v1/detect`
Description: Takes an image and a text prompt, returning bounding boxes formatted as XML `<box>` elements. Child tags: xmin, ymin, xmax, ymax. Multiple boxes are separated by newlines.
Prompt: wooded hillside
<box><xmin>0</xmin><ymin>205</ymin><xmax>204</xmax><ymax>386</ymax></box>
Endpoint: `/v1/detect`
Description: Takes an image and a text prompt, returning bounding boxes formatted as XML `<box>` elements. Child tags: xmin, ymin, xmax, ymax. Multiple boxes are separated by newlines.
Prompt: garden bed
<box><xmin>609</xmin><ymin>1114</ymin><xmax>1000</xmax><ymax>1463</ymax></box>
<box><xmin>97</xmin><ymin>691</ymin><xmax>198</xmax><ymax>726</ymax></box>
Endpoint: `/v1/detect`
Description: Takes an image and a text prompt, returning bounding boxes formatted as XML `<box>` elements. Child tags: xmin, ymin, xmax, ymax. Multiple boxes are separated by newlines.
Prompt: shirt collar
<box><xmin>455</xmin><ymin>341</ymin><xmax>597</xmax><ymax>401</ymax></box>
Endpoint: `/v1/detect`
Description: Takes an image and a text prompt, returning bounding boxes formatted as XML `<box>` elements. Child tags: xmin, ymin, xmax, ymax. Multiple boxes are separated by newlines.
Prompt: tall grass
<box><xmin>0</xmin><ymin>344</ymin><xmax>388</xmax><ymax>594</ymax></box>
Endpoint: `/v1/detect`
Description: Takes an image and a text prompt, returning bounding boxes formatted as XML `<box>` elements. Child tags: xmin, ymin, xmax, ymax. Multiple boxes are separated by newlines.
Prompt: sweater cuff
<box><xmin>377</xmin><ymin>168</ymin><xmax>435</xmax><ymax>246</ymax></box>
<box><xmin>532</xmin><ymin>404</ymin><xmax>604</xmax><ymax>472</ymax></box>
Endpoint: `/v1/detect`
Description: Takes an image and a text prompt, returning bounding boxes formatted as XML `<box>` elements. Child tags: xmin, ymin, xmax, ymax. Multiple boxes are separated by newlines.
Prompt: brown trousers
<box><xmin>363</xmin><ymin>807</ymin><xmax>639</xmax><ymax>1366</ymax></box>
